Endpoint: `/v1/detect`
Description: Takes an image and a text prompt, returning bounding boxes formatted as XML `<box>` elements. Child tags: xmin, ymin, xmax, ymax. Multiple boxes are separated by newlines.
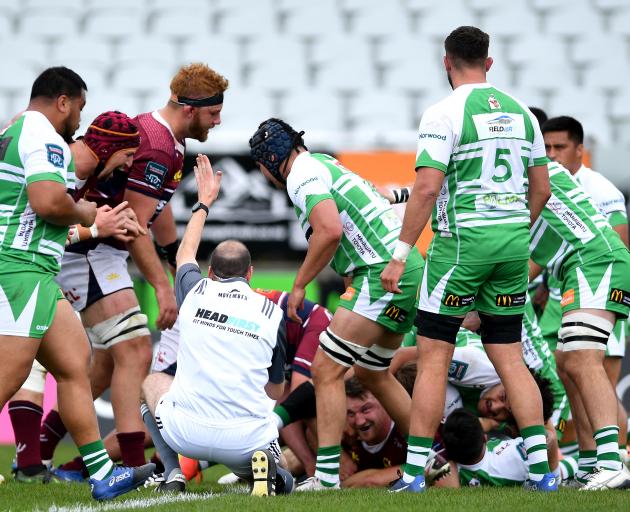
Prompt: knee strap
<box><xmin>479</xmin><ymin>313</ymin><xmax>523</xmax><ymax>344</ymax></box>
<box><xmin>319</xmin><ymin>329</ymin><xmax>368</xmax><ymax>368</ymax></box>
<box><xmin>559</xmin><ymin>312</ymin><xmax>613</xmax><ymax>352</ymax></box>
<box><xmin>21</xmin><ymin>360</ymin><xmax>47</xmax><ymax>394</ymax></box>
<box><xmin>86</xmin><ymin>307</ymin><xmax>150</xmax><ymax>350</ymax></box>
<box><xmin>355</xmin><ymin>345</ymin><xmax>397</xmax><ymax>371</ymax></box>
<box><xmin>415</xmin><ymin>310</ymin><xmax>463</xmax><ymax>344</ymax></box>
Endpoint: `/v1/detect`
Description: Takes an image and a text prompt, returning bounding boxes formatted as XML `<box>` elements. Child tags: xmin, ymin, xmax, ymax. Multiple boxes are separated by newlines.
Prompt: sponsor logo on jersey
<box><xmin>488</xmin><ymin>94</ymin><xmax>501</xmax><ymax>110</ymax></box>
<box><xmin>105</xmin><ymin>273</ymin><xmax>120</xmax><ymax>281</ymax></box>
<box><xmin>609</xmin><ymin>288</ymin><xmax>630</xmax><ymax>306</ymax></box>
<box><xmin>487</xmin><ymin>115</ymin><xmax>514</xmax><ymax>133</ymax></box>
<box><xmin>35</xmin><ymin>324</ymin><xmax>48</xmax><ymax>331</ymax></box>
<box><xmin>173</xmin><ymin>169</ymin><xmax>183</xmax><ymax>182</ymax></box>
<box><xmin>495</xmin><ymin>292</ymin><xmax>526</xmax><ymax>307</ymax></box>
<box><xmin>341</xmin><ymin>286</ymin><xmax>355</xmax><ymax>301</ymax></box>
<box><xmin>443</xmin><ymin>294</ymin><xmax>475</xmax><ymax>307</ymax></box>
<box><xmin>560</xmin><ymin>289</ymin><xmax>575</xmax><ymax>307</ymax></box>
<box><xmin>217</xmin><ymin>288</ymin><xmax>248</xmax><ymax>300</ymax></box>
<box><xmin>448</xmin><ymin>360</ymin><xmax>469</xmax><ymax>380</ymax></box>
<box><xmin>144</xmin><ymin>160</ymin><xmax>168</xmax><ymax>189</ymax></box>
<box><xmin>418</xmin><ymin>132</ymin><xmax>447</xmax><ymax>141</ymax></box>
<box><xmin>45</xmin><ymin>144</ymin><xmax>65</xmax><ymax>168</ymax></box>
<box><xmin>293</xmin><ymin>177</ymin><xmax>318</xmax><ymax>196</ymax></box>
<box><xmin>557</xmin><ymin>418</ymin><xmax>566</xmax><ymax>434</ymax></box>
<box><xmin>194</xmin><ymin>308</ymin><xmax>229</xmax><ymax>323</ymax></box>
<box><xmin>384</xmin><ymin>303</ymin><xmax>407</xmax><ymax>323</ymax></box>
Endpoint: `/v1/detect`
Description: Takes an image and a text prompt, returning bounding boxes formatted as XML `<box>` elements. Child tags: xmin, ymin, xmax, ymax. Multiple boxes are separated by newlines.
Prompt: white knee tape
<box><xmin>21</xmin><ymin>360</ymin><xmax>47</xmax><ymax>393</ymax></box>
<box><xmin>86</xmin><ymin>307</ymin><xmax>150</xmax><ymax>350</ymax></box>
<box><xmin>355</xmin><ymin>344</ymin><xmax>397</xmax><ymax>371</ymax></box>
<box><xmin>559</xmin><ymin>312</ymin><xmax>613</xmax><ymax>352</ymax></box>
<box><xmin>319</xmin><ymin>329</ymin><xmax>368</xmax><ymax>368</ymax></box>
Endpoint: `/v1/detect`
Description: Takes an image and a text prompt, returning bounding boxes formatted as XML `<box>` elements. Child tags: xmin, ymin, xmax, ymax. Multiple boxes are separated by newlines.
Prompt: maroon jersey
<box><xmin>343</xmin><ymin>423</ymin><xmax>407</xmax><ymax>471</ymax></box>
<box><xmin>68</xmin><ymin>112</ymin><xmax>184</xmax><ymax>253</ymax></box>
<box><xmin>255</xmin><ymin>289</ymin><xmax>331</xmax><ymax>377</ymax></box>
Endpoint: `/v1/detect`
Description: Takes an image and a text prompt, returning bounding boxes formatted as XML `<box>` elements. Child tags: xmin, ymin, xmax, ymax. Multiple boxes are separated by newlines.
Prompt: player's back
<box><xmin>458</xmin><ymin>437</ymin><xmax>528</xmax><ymax>487</ymax></box>
<box><xmin>530</xmin><ymin>162</ymin><xmax>626</xmax><ymax>279</ymax></box>
<box><xmin>418</xmin><ymin>83</ymin><xmax>547</xmax><ymax>265</ymax></box>
<box><xmin>171</xmin><ymin>277</ymin><xmax>285</xmax><ymax>422</ymax></box>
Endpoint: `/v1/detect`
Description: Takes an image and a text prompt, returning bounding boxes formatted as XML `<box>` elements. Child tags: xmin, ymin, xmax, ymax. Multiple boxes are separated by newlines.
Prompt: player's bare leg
<box><xmin>0</xmin><ymin>336</ymin><xmax>39</xmax><ymax>408</ymax></box>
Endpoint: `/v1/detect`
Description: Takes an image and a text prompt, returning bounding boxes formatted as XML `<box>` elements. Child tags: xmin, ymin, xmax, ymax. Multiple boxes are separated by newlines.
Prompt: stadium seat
<box><xmin>179</xmin><ymin>37</ymin><xmax>243</xmax><ymax>89</ymax></box>
<box><xmin>52</xmin><ymin>37</ymin><xmax>112</xmax><ymax>67</ymax></box>
<box><xmin>110</xmin><ymin>62</ymin><xmax>176</xmax><ymax>96</ymax></box>
<box><xmin>246</xmin><ymin>36</ymin><xmax>309</xmax><ymax>91</ymax></box>
<box><xmin>217</xmin><ymin>88</ymin><xmax>275</xmax><ymax>132</ymax></box>
<box><xmin>0</xmin><ymin>61</ymin><xmax>39</xmax><ymax>98</ymax></box>
<box><xmin>385</xmin><ymin>57</ymin><xmax>449</xmax><ymax>93</ymax></box>
<box><xmin>312</xmin><ymin>36</ymin><xmax>377</xmax><ymax>91</ymax></box>
<box><xmin>216</xmin><ymin>0</ymin><xmax>278</xmax><ymax>37</ymax></box>
<box><xmin>350</xmin><ymin>89</ymin><xmax>415</xmax><ymax>134</ymax></box>
<box><xmin>25</xmin><ymin>0</ymin><xmax>86</xmax><ymax>11</ymax></box>
<box><xmin>341</xmin><ymin>0</ymin><xmax>412</xmax><ymax>36</ymax></box>
<box><xmin>610</xmin><ymin>8</ymin><xmax>630</xmax><ymax>36</ymax></box>
<box><xmin>583</xmin><ymin>59</ymin><xmax>630</xmax><ymax>91</ymax></box>
<box><xmin>48</xmin><ymin>59</ymin><xmax>109</xmax><ymax>92</ymax></box>
<box><xmin>77</xmin><ymin>91</ymin><xmax>141</xmax><ymax>137</ymax></box>
<box><xmin>149</xmin><ymin>9</ymin><xmax>213</xmax><ymax>40</ymax></box>
<box><xmin>610</xmin><ymin>90</ymin><xmax>630</xmax><ymax>121</ymax></box>
<box><xmin>508</xmin><ymin>34</ymin><xmax>568</xmax><ymax>67</ymax></box>
<box><xmin>545</xmin><ymin>4</ymin><xmax>602</xmax><ymax>37</ymax></box>
<box><xmin>281</xmin><ymin>89</ymin><xmax>346</xmax><ymax>132</ymax></box>
<box><xmin>116</xmin><ymin>36</ymin><xmax>178</xmax><ymax>68</ymax></box>
<box><xmin>569</xmin><ymin>34</ymin><xmax>626</xmax><ymax>69</ymax></box>
<box><xmin>506</xmin><ymin>86</ymin><xmax>549</xmax><ymax>114</ymax></box>
<box><xmin>0</xmin><ymin>38</ymin><xmax>49</xmax><ymax>67</ymax></box>
<box><xmin>83</xmin><ymin>10</ymin><xmax>146</xmax><ymax>41</ymax></box>
<box><xmin>477</xmin><ymin>1</ymin><xmax>539</xmax><ymax>40</ymax></box>
<box><xmin>19</xmin><ymin>8</ymin><xmax>81</xmax><ymax>39</ymax></box>
<box><xmin>282</xmin><ymin>1</ymin><xmax>345</xmax><ymax>37</ymax></box>
<box><xmin>0</xmin><ymin>10</ymin><xmax>13</xmax><ymax>36</ymax></box>
<box><xmin>416</xmin><ymin>1</ymin><xmax>478</xmax><ymax>39</ymax></box>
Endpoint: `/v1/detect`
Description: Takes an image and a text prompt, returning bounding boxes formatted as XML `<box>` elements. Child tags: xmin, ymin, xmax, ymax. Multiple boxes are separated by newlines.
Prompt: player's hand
<box><xmin>194</xmin><ymin>154</ymin><xmax>222</xmax><ymax>207</ymax></box>
<box><xmin>77</xmin><ymin>198</ymin><xmax>98</xmax><ymax>227</ymax></box>
<box><xmin>95</xmin><ymin>202</ymin><xmax>131</xmax><ymax>239</ymax></box>
<box><xmin>155</xmin><ymin>285</ymin><xmax>177</xmax><ymax>330</ymax></box>
<box><xmin>380</xmin><ymin>259</ymin><xmax>405</xmax><ymax>294</ymax></box>
<box><xmin>375</xmin><ymin>186</ymin><xmax>395</xmax><ymax>204</ymax></box>
<box><xmin>287</xmin><ymin>286</ymin><xmax>306</xmax><ymax>324</ymax></box>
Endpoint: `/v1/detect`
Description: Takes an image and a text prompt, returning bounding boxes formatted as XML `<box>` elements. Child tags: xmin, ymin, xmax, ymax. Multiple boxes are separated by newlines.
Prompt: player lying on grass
<box><xmin>434</xmin><ymin>408</ymin><xmax>560</xmax><ymax>489</ymax></box>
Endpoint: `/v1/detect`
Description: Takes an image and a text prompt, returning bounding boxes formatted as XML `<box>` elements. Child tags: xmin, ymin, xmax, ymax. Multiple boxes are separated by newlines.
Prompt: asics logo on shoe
<box><xmin>109</xmin><ymin>471</ymin><xmax>131</xmax><ymax>487</ymax></box>
<box><xmin>547</xmin><ymin>478</ymin><xmax>556</xmax><ymax>487</ymax></box>
<box><xmin>420</xmin><ymin>481</ymin><xmax>426</xmax><ymax>488</ymax></box>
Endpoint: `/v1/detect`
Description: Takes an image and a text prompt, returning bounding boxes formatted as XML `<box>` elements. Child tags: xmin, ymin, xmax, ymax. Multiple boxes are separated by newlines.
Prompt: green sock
<box><xmin>79</xmin><ymin>440</ymin><xmax>114</xmax><ymax>480</ymax></box>
<box><xmin>521</xmin><ymin>425</ymin><xmax>551</xmax><ymax>481</ymax></box>
<box><xmin>575</xmin><ymin>449</ymin><xmax>597</xmax><ymax>484</ymax></box>
<box><xmin>594</xmin><ymin>426</ymin><xmax>622</xmax><ymax>471</ymax></box>
<box><xmin>402</xmin><ymin>435</ymin><xmax>433</xmax><ymax>483</ymax></box>
<box><xmin>315</xmin><ymin>445</ymin><xmax>340</xmax><ymax>487</ymax></box>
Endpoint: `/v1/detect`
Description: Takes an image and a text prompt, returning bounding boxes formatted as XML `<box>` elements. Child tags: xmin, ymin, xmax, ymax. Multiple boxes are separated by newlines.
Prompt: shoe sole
<box><xmin>251</xmin><ymin>450</ymin><xmax>276</xmax><ymax>497</ymax></box>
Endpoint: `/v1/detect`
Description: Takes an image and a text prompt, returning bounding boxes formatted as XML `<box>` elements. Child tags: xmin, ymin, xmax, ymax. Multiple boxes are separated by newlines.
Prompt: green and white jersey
<box><xmin>458</xmin><ymin>437</ymin><xmax>528</xmax><ymax>487</ymax></box>
<box><xmin>530</xmin><ymin>162</ymin><xmax>625</xmax><ymax>279</ymax></box>
<box><xmin>287</xmin><ymin>151</ymin><xmax>403</xmax><ymax>276</ymax></box>
<box><xmin>574</xmin><ymin>165</ymin><xmax>627</xmax><ymax>228</ymax></box>
<box><xmin>416</xmin><ymin>82</ymin><xmax>548</xmax><ymax>265</ymax></box>
<box><xmin>0</xmin><ymin>111</ymin><xmax>75</xmax><ymax>275</ymax></box>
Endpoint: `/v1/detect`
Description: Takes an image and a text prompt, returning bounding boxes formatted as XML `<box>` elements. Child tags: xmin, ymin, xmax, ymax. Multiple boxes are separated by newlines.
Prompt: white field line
<box><xmin>46</xmin><ymin>491</ymin><xmax>215</xmax><ymax>512</ymax></box>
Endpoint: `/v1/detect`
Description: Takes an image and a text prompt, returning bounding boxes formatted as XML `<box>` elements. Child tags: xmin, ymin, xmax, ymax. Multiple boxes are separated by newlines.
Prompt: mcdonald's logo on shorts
<box><xmin>495</xmin><ymin>292</ymin><xmax>526</xmax><ymax>307</ymax></box>
<box><xmin>442</xmin><ymin>294</ymin><xmax>474</xmax><ymax>308</ymax></box>
<box><xmin>384</xmin><ymin>303</ymin><xmax>407</xmax><ymax>323</ymax></box>
<box><xmin>609</xmin><ymin>288</ymin><xmax>630</xmax><ymax>307</ymax></box>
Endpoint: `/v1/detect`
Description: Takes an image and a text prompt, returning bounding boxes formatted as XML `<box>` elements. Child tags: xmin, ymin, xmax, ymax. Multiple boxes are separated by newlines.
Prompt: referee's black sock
<box><xmin>273</xmin><ymin>381</ymin><xmax>316</xmax><ymax>428</ymax></box>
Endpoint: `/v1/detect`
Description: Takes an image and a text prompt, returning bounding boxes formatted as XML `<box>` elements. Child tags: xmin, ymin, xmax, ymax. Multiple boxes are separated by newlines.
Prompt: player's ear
<box><xmin>57</xmin><ymin>94</ymin><xmax>70</xmax><ymax>114</ymax></box>
<box><xmin>208</xmin><ymin>266</ymin><xmax>215</xmax><ymax>279</ymax></box>
<box><xmin>485</xmin><ymin>57</ymin><xmax>493</xmax><ymax>72</ymax></box>
<box><xmin>246</xmin><ymin>265</ymin><xmax>254</xmax><ymax>282</ymax></box>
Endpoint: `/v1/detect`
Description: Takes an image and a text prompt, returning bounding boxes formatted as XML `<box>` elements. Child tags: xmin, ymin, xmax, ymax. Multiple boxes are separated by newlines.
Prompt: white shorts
<box><xmin>151</xmin><ymin>321</ymin><xmax>180</xmax><ymax>375</ymax></box>
<box><xmin>606</xmin><ymin>318</ymin><xmax>627</xmax><ymax>358</ymax></box>
<box><xmin>155</xmin><ymin>397</ymin><xmax>280</xmax><ymax>480</ymax></box>
<box><xmin>55</xmin><ymin>244</ymin><xmax>133</xmax><ymax>312</ymax></box>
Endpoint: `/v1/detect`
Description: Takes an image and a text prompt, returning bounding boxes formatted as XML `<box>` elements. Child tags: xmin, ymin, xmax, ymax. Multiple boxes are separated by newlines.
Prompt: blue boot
<box><xmin>389</xmin><ymin>474</ymin><xmax>426</xmax><ymax>493</ymax></box>
<box><xmin>523</xmin><ymin>472</ymin><xmax>558</xmax><ymax>491</ymax></box>
<box><xmin>90</xmin><ymin>463</ymin><xmax>155</xmax><ymax>501</ymax></box>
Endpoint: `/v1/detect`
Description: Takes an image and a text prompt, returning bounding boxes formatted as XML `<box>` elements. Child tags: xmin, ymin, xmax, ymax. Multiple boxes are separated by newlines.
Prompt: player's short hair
<box><xmin>444</xmin><ymin>26</ymin><xmax>489</xmax><ymax>69</ymax></box>
<box><xmin>345</xmin><ymin>376</ymin><xmax>370</xmax><ymax>399</ymax></box>
<box><xmin>442</xmin><ymin>408</ymin><xmax>485</xmax><ymax>465</ymax></box>
<box><xmin>529</xmin><ymin>107</ymin><xmax>548</xmax><ymax>127</ymax></box>
<box><xmin>170</xmin><ymin>63</ymin><xmax>228</xmax><ymax>100</ymax></box>
<box><xmin>209</xmin><ymin>240</ymin><xmax>251</xmax><ymax>279</ymax></box>
<box><xmin>394</xmin><ymin>361</ymin><xmax>417</xmax><ymax>397</ymax></box>
<box><xmin>30</xmin><ymin>66</ymin><xmax>87</xmax><ymax>101</ymax></box>
<box><xmin>541</xmin><ymin>115</ymin><xmax>584</xmax><ymax>145</ymax></box>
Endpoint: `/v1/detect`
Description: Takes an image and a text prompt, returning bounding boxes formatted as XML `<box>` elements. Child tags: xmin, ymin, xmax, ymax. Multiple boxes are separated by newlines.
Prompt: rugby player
<box><xmin>380</xmin><ymin>26</ymin><xmax>554</xmax><ymax>492</ymax></box>
<box><xmin>249</xmin><ymin>119</ymin><xmax>423</xmax><ymax>490</ymax></box>
<box><xmin>0</xmin><ymin>66</ymin><xmax>154</xmax><ymax>499</ymax></box>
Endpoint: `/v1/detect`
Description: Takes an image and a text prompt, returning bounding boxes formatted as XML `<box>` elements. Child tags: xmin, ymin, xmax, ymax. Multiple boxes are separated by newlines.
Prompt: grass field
<box><xmin>1</xmin><ymin>444</ymin><xmax>630</xmax><ymax>511</ymax></box>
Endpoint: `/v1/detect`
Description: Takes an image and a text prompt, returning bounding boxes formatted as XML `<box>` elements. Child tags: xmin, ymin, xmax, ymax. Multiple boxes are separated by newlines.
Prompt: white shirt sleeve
<box><xmin>527</xmin><ymin>110</ymin><xmax>548</xmax><ymax>167</ymax></box>
<box><xmin>415</xmin><ymin>104</ymin><xmax>454</xmax><ymax>172</ymax></box>
<box><xmin>286</xmin><ymin>155</ymin><xmax>333</xmax><ymax>219</ymax></box>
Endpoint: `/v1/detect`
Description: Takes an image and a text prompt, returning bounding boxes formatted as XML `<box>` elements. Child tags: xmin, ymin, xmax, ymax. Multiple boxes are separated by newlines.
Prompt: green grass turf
<box><xmin>1</xmin><ymin>444</ymin><xmax>630</xmax><ymax>511</ymax></box>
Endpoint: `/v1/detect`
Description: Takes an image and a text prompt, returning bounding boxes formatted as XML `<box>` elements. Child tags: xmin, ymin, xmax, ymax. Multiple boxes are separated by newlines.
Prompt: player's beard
<box><xmin>189</xmin><ymin>112</ymin><xmax>209</xmax><ymax>142</ymax></box>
